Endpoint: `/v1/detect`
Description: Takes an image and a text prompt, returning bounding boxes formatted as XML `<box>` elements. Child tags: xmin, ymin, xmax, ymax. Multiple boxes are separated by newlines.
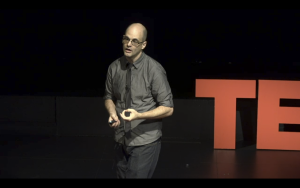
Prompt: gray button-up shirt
<box><xmin>103</xmin><ymin>52</ymin><xmax>174</xmax><ymax>146</ymax></box>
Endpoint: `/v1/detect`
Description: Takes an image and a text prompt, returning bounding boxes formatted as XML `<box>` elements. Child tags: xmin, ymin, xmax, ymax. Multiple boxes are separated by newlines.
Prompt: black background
<box><xmin>1</xmin><ymin>9</ymin><xmax>300</xmax><ymax>98</ymax></box>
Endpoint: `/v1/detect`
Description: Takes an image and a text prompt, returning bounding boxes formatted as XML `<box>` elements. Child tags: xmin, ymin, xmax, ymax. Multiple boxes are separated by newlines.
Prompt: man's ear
<box><xmin>142</xmin><ymin>41</ymin><xmax>147</xmax><ymax>50</ymax></box>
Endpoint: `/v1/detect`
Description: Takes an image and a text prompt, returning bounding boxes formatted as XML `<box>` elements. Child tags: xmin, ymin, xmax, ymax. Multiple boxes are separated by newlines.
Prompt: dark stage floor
<box><xmin>0</xmin><ymin>135</ymin><xmax>300</xmax><ymax>179</ymax></box>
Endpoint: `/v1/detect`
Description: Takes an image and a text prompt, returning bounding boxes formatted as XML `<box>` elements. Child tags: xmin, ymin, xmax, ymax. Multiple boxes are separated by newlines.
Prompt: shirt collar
<box><xmin>126</xmin><ymin>52</ymin><xmax>145</xmax><ymax>69</ymax></box>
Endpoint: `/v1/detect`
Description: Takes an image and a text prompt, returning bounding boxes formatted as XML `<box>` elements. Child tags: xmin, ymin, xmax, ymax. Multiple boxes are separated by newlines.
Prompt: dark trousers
<box><xmin>114</xmin><ymin>138</ymin><xmax>161</xmax><ymax>179</ymax></box>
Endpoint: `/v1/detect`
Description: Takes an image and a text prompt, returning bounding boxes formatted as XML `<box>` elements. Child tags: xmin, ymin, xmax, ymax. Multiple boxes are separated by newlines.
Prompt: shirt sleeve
<box><xmin>103</xmin><ymin>64</ymin><xmax>116</xmax><ymax>102</ymax></box>
<box><xmin>151</xmin><ymin>64</ymin><xmax>174</xmax><ymax>108</ymax></box>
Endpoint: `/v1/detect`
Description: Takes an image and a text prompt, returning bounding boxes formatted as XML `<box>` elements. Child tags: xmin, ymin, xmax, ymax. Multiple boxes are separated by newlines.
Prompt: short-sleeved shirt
<box><xmin>103</xmin><ymin>52</ymin><xmax>174</xmax><ymax>146</ymax></box>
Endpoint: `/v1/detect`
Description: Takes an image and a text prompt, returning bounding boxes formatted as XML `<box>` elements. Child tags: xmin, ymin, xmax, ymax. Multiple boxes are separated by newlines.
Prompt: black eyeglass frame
<box><xmin>122</xmin><ymin>35</ymin><xmax>145</xmax><ymax>47</ymax></box>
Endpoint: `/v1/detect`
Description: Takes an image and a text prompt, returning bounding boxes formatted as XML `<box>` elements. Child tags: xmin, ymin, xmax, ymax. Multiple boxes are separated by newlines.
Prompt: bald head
<box><xmin>125</xmin><ymin>23</ymin><xmax>147</xmax><ymax>42</ymax></box>
<box><xmin>123</xmin><ymin>23</ymin><xmax>148</xmax><ymax>63</ymax></box>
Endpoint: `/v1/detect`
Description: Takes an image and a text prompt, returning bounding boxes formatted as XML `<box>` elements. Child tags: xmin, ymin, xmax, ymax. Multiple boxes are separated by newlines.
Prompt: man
<box><xmin>103</xmin><ymin>23</ymin><xmax>174</xmax><ymax>179</ymax></box>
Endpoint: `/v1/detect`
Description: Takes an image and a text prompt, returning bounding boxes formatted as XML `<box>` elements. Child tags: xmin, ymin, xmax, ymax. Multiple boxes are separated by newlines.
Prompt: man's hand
<box><xmin>120</xmin><ymin>109</ymin><xmax>140</xmax><ymax>122</ymax></box>
<box><xmin>108</xmin><ymin>114</ymin><xmax>120</xmax><ymax>128</ymax></box>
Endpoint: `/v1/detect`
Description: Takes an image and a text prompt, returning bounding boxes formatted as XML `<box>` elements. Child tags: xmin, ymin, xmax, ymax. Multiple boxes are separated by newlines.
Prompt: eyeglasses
<box><xmin>122</xmin><ymin>35</ymin><xmax>145</xmax><ymax>47</ymax></box>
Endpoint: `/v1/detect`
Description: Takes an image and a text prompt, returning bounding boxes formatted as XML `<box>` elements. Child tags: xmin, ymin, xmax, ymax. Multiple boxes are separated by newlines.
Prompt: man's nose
<box><xmin>126</xmin><ymin>40</ymin><xmax>132</xmax><ymax>46</ymax></box>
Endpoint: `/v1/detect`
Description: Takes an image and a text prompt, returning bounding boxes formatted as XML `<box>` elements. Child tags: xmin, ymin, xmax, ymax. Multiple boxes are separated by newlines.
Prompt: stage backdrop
<box><xmin>0</xmin><ymin>95</ymin><xmax>255</xmax><ymax>148</ymax></box>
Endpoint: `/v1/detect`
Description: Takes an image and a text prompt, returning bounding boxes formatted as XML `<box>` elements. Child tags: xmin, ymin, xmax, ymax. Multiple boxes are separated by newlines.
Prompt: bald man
<box><xmin>103</xmin><ymin>23</ymin><xmax>174</xmax><ymax>179</ymax></box>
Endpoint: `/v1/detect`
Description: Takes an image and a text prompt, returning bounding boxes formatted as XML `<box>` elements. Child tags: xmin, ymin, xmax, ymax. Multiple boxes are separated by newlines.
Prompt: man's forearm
<box><xmin>138</xmin><ymin>106</ymin><xmax>173</xmax><ymax>120</ymax></box>
<box><xmin>104</xmin><ymin>99</ymin><xmax>117</xmax><ymax>116</ymax></box>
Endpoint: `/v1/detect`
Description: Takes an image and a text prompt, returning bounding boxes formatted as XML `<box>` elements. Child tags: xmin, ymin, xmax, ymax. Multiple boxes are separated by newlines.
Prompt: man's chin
<box><xmin>124</xmin><ymin>52</ymin><xmax>132</xmax><ymax>57</ymax></box>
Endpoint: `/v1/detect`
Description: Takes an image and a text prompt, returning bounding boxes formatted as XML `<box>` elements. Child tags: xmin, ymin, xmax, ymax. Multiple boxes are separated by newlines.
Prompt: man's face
<box><xmin>122</xmin><ymin>27</ymin><xmax>145</xmax><ymax>60</ymax></box>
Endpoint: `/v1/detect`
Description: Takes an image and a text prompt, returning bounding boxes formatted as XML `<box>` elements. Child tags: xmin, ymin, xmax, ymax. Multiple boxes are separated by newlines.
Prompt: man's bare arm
<box><xmin>137</xmin><ymin>106</ymin><xmax>173</xmax><ymax>120</ymax></box>
<box><xmin>104</xmin><ymin>99</ymin><xmax>117</xmax><ymax>116</ymax></box>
